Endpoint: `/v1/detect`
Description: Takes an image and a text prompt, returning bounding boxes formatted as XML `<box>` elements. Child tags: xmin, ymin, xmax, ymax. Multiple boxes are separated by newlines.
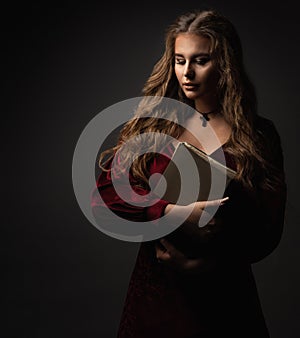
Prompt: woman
<box><xmin>92</xmin><ymin>9</ymin><xmax>286</xmax><ymax>338</ymax></box>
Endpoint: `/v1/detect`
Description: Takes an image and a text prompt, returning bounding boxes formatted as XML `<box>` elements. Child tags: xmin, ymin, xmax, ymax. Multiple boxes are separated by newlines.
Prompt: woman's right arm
<box><xmin>164</xmin><ymin>198</ymin><xmax>228</xmax><ymax>227</ymax></box>
<box><xmin>162</xmin><ymin>198</ymin><xmax>229</xmax><ymax>244</ymax></box>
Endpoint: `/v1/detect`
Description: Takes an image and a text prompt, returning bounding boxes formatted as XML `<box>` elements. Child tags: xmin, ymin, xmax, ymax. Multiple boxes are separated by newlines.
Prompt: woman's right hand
<box><xmin>184</xmin><ymin>197</ymin><xmax>229</xmax><ymax>225</ymax></box>
<box><xmin>164</xmin><ymin>197</ymin><xmax>229</xmax><ymax>243</ymax></box>
<box><xmin>164</xmin><ymin>197</ymin><xmax>228</xmax><ymax>223</ymax></box>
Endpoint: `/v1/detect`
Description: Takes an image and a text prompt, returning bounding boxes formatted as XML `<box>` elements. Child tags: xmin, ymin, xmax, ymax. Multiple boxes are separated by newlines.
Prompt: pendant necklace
<box><xmin>199</xmin><ymin>109</ymin><xmax>219</xmax><ymax>127</ymax></box>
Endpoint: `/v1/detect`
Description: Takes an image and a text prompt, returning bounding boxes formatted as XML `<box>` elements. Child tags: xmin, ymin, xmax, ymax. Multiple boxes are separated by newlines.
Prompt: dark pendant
<box><xmin>201</xmin><ymin>113</ymin><xmax>210</xmax><ymax>127</ymax></box>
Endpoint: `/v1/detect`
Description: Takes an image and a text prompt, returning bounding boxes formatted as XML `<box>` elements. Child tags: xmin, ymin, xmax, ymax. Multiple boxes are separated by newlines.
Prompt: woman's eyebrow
<box><xmin>174</xmin><ymin>53</ymin><xmax>211</xmax><ymax>58</ymax></box>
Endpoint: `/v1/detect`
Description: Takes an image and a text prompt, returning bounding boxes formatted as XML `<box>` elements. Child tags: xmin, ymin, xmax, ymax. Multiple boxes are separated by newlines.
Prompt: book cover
<box><xmin>153</xmin><ymin>142</ymin><xmax>237</xmax><ymax>205</ymax></box>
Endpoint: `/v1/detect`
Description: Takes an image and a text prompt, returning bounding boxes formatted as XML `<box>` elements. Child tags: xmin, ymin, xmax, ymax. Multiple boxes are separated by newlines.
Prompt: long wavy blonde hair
<box><xmin>99</xmin><ymin>9</ymin><xmax>283</xmax><ymax>191</ymax></box>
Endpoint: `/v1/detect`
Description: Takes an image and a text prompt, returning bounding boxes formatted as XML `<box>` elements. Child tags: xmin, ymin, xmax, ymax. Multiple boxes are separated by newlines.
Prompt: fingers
<box><xmin>155</xmin><ymin>241</ymin><xmax>171</xmax><ymax>261</ymax></box>
<box><xmin>197</xmin><ymin>196</ymin><xmax>229</xmax><ymax>209</ymax></box>
<box><xmin>155</xmin><ymin>239</ymin><xmax>184</xmax><ymax>262</ymax></box>
<box><xmin>159</xmin><ymin>238</ymin><xmax>175</xmax><ymax>253</ymax></box>
<box><xmin>156</xmin><ymin>239</ymin><xmax>214</xmax><ymax>274</ymax></box>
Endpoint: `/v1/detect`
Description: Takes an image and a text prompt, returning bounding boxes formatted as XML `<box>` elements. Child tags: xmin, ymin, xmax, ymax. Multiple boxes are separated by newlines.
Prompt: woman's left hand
<box><xmin>155</xmin><ymin>238</ymin><xmax>216</xmax><ymax>274</ymax></box>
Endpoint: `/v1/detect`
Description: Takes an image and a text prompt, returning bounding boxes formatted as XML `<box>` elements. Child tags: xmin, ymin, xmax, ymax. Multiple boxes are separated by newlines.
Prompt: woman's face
<box><xmin>174</xmin><ymin>33</ymin><xmax>220</xmax><ymax>107</ymax></box>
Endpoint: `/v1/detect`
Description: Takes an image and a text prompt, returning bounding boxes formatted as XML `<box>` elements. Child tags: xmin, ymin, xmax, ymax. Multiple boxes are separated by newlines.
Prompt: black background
<box><xmin>4</xmin><ymin>1</ymin><xmax>300</xmax><ymax>337</ymax></box>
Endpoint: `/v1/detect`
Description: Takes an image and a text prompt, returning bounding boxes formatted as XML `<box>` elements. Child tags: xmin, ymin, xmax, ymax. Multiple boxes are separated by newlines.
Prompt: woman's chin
<box><xmin>184</xmin><ymin>92</ymin><xmax>201</xmax><ymax>101</ymax></box>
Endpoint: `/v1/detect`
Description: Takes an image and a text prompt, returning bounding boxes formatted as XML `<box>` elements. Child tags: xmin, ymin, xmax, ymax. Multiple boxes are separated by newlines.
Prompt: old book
<box><xmin>153</xmin><ymin>141</ymin><xmax>237</xmax><ymax>205</ymax></box>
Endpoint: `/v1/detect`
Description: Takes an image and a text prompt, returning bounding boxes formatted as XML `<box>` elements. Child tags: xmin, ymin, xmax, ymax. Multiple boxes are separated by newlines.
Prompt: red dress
<box><xmin>91</xmin><ymin>117</ymin><xmax>286</xmax><ymax>338</ymax></box>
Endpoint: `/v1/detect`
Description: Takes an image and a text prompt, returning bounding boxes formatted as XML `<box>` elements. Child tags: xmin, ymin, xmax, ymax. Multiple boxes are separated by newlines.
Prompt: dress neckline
<box><xmin>170</xmin><ymin>140</ymin><xmax>229</xmax><ymax>157</ymax></box>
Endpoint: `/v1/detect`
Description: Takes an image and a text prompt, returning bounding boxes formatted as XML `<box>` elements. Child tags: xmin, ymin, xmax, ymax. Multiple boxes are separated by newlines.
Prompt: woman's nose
<box><xmin>184</xmin><ymin>63</ymin><xmax>195</xmax><ymax>78</ymax></box>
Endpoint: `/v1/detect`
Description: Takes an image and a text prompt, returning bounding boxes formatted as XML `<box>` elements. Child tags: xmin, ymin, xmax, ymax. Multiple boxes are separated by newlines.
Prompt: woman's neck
<box><xmin>195</xmin><ymin>104</ymin><xmax>221</xmax><ymax>123</ymax></box>
<box><xmin>195</xmin><ymin>100</ymin><xmax>220</xmax><ymax>119</ymax></box>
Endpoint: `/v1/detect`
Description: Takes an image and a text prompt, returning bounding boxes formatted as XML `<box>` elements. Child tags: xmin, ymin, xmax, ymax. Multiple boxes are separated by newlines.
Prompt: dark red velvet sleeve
<box><xmin>91</xmin><ymin>146</ymin><xmax>173</xmax><ymax>223</ymax></box>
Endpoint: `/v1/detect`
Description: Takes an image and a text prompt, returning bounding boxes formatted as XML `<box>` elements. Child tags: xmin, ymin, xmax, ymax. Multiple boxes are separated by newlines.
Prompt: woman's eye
<box><xmin>175</xmin><ymin>58</ymin><xmax>185</xmax><ymax>65</ymax></box>
<box><xmin>195</xmin><ymin>58</ymin><xmax>210</xmax><ymax>65</ymax></box>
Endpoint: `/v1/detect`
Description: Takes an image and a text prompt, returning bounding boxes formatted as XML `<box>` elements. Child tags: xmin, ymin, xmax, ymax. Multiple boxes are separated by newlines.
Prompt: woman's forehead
<box><xmin>174</xmin><ymin>33</ymin><xmax>211</xmax><ymax>55</ymax></box>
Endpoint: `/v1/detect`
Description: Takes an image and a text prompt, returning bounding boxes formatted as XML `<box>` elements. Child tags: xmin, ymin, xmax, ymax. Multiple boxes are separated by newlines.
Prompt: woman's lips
<box><xmin>183</xmin><ymin>83</ymin><xmax>199</xmax><ymax>90</ymax></box>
